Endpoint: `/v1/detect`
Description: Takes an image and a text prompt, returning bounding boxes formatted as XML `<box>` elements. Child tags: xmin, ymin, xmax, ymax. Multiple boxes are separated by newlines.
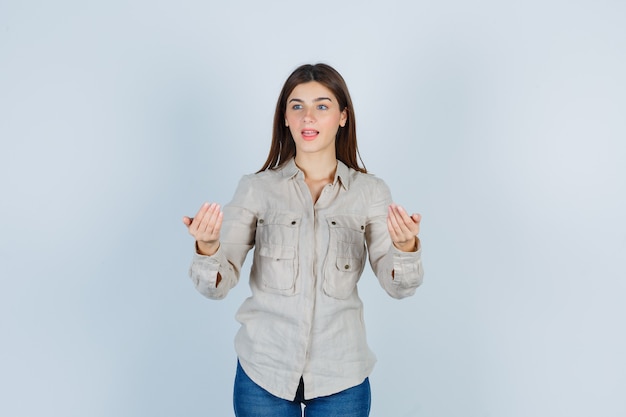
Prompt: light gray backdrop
<box><xmin>1</xmin><ymin>1</ymin><xmax>625</xmax><ymax>416</ymax></box>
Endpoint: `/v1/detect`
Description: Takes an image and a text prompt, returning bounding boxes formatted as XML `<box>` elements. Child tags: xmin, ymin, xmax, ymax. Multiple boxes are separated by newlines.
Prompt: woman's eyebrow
<box><xmin>288</xmin><ymin>97</ymin><xmax>333</xmax><ymax>103</ymax></box>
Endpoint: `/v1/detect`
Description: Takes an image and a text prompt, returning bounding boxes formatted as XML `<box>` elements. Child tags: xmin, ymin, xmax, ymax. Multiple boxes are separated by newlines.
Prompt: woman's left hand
<box><xmin>387</xmin><ymin>204</ymin><xmax>421</xmax><ymax>252</ymax></box>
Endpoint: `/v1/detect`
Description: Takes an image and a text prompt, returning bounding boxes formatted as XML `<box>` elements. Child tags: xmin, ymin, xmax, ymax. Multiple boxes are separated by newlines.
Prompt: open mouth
<box><xmin>301</xmin><ymin>130</ymin><xmax>319</xmax><ymax>140</ymax></box>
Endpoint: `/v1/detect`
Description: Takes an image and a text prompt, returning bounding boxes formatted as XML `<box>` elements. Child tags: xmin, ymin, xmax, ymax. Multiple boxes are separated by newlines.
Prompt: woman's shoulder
<box><xmin>245</xmin><ymin>167</ymin><xmax>284</xmax><ymax>182</ymax></box>
<box><xmin>234</xmin><ymin>165</ymin><xmax>288</xmax><ymax>191</ymax></box>
<box><xmin>346</xmin><ymin>166</ymin><xmax>389</xmax><ymax>190</ymax></box>
<box><xmin>246</xmin><ymin>159</ymin><xmax>298</xmax><ymax>181</ymax></box>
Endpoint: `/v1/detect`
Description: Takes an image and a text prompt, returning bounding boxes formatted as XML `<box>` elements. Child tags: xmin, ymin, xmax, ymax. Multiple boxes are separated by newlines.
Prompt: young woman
<box><xmin>183</xmin><ymin>63</ymin><xmax>424</xmax><ymax>417</ymax></box>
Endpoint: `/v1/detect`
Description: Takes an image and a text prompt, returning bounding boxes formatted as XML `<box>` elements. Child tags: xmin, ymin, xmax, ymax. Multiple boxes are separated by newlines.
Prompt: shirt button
<box><xmin>344</xmin><ymin>264</ymin><xmax>350</xmax><ymax>270</ymax></box>
<box><xmin>331</xmin><ymin>221</ymin><xmax>336</xmax><ymax>225</ymax></box>
<box><xmin>259</xmin><ymin>219</ymin><xmax>264</xmax><ymax>224</ymax></box>
<box><xmin>291</xmin><ymin>221</ymin><xmax>296</xmax><ymax>225</ymax></box>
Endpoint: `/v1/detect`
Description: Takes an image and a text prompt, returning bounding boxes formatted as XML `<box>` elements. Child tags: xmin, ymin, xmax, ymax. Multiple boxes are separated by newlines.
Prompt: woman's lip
<box><xmin>301</xmin><ymin>130</ymin><xmax>319</xmax><ymax>140</ymax></box>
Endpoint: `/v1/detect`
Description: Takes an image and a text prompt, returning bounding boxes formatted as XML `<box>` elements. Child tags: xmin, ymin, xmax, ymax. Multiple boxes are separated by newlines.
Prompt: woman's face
<box><xmin>284</xmin><ymin>81</ymin><xmax>347</xmax><ymax>159</ymax></box>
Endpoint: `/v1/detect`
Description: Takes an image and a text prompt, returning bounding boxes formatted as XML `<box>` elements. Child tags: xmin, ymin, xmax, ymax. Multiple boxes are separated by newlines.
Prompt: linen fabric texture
<box><xmin>189</xmin><ymin>158</ymin><xmax>423</xmax><ymax>400</ymax></box>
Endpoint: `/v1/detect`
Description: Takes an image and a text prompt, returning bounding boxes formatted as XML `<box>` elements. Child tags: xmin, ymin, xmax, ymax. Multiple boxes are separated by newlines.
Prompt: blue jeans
<box><xmin>233</xmin><ymin>361</ymin><xmax>371</xmax><ymax>417</ymax></box>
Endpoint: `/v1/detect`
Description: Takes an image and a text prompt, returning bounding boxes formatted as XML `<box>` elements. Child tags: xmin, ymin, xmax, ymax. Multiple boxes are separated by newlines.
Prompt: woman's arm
<box><xmin>366</xmin><ymin>179</ymin><xmax>424</xmax><ymax>299</ymax></box>
<box><xmin>184</xmin><ymin>176</ymin><xmax>257</xmax><ymax>299</ymax></box>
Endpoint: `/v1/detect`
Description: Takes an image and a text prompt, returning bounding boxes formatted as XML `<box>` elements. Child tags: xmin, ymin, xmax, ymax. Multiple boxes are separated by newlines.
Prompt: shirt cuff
<box><xmin>189</xmin><ymin>246</ymin><xmax>223</xmax><ymax>295</ymax></box>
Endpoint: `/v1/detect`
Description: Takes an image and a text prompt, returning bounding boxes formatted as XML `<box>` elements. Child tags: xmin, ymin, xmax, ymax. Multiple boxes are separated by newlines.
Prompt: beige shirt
<box><xmin>189</xmin><ymin>158</ymin><xmax>424</xmax><ymax>400</ymax></box>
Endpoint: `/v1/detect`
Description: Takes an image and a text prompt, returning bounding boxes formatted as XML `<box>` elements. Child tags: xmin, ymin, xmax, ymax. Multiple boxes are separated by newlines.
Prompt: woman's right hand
<box><xmin>182</xmin><ymin>202</ymin><xmax>223</xmax><ymax>256</ymax></box>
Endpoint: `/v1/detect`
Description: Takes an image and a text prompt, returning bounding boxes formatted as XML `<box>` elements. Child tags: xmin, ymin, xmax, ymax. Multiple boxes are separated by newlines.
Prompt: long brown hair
<box><xmin>258</xmin><ymin>63</ymin><xmax>367</xmax><ymax>173</ymax></box>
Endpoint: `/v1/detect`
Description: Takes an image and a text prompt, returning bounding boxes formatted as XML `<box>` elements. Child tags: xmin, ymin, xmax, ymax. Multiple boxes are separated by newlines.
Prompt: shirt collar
<box><xmin>335</xmin><ymin>160</ymin><xmax>351</xmax><ymax>190</ymax></box>
<box><xmin>281</xmin><ymin>158</ymin><xmax>300</xmax><ymax>179</ymax></box>
<box><xmin>280</xmin><ymin>158</ymin><xmax>351</xmax><ymax>191</ymax></box>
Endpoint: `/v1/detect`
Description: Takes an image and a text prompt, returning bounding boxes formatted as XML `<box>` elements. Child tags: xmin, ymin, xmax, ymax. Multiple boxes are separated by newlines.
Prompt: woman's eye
<box><xmin>317</xmin><ymin>104</ymin><xmax>328</xmax><ymax>110</ymax></box>
<box><xmin>291</xmin><ymin>104</ymin><xmax>303</xmax><ymax>110</ymax></box>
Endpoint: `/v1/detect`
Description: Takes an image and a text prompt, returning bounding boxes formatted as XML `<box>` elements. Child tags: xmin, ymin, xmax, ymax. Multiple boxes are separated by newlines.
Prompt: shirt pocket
<box><xmin>323</xmin><ymin>214</ymin><xmax>367</xmax><ymax>299</ymax></box>
<box><xmin>253</xmin><ymin>211</ymin><xmax>301</xmax><ymax>295</ymax></box>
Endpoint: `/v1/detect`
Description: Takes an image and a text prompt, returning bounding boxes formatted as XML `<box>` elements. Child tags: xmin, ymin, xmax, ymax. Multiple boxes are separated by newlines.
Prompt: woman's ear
<box><xmin>339</xmin><ymin>108</ymin><xmax>348</xmax><ymax>127</ymax></box>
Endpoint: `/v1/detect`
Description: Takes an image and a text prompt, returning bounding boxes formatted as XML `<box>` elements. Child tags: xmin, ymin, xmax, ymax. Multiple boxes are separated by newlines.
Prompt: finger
<box><xmin>199</xmin><ymin>203</ymin><xmax>224</xmax><ymax>239</ymax></box>
<box><xmin>394</xmin><ymin>206</ymin><xmax>421</xmax><ymax>235</ymax></box>
<box><xmin>191</xmin><ymin>203</ymin><xmax>210</xmax><ymax>226</ymax></box>
<box><xmin>388</xmin><ymin>210</ymin><xmax>414</xmax><ymax>248</ymax></box>
<box><xmin>188</xmin><ymin>203</ymin><xmax>212</xmax><ymax>237</ymax></box>
<box><xmin>206</xmin><ymin>204</ymin><xmax>222</xmax><ymax>235</ymax></box>
<box><xmin>393</xmin><ymin>205</ymin><xmax>415</xmax><ymax>225</ymax></box>
<box><xmin>410</xmin><ymin>213</ymin><xmax>421</xmax><ymax>236</ymax></box>
<box><xmin>205</xmin><ymin>210</ymin><xmax>224</xmax><ymax>242</ymax></box>
<box><xmin>387</xmin><ymin>205</ymin><xmax>401</xmax><ymax>231</ymax></box>
<box><xmin>390</xmin><ymin>205</ymin><xmax>415</xmax><ymax>235</ymax></box>
<box><xmin>391</xmin><ymin>206</ymin><xmax>422</xmax><ymax>244</ymax></box>
<box><xmin>212</xmin><ymin>211</ymin><xmax>224</xmax><ymax>236</ymax></box>
<box><xmin>207</xmin><ymin>204</ymin><xmax>222</xmax><ymax>231</ymax></box>
<box><xmin>182</xmin><ymin>216</ymin><xmax>193</xmax><ymax>226</ymax></box>
<box><xmin>198</xmin><ymin>203</ymin><xmax>218</xmax><ymax>232</ymax></box>
<box><xmin>387</xmin><ymin>217</ymin><xmax>400</xmax><ymax>243</ymax></box>
<box><xmin>387</xmin><ymin>205</ymin><xmax>404</xmax><ymax>240</ymax></box>
<box><xmin>411</xmin><ymin>213</ymin><xmax>422</xmax><ymax>233</ymax></box>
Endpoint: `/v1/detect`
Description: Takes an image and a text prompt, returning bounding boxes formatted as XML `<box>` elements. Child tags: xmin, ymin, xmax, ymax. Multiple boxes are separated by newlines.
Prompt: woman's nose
<box><xmin>303</xmin><ymin>108</ymin><xmax>315</xmax><ymax>122</ymax></box>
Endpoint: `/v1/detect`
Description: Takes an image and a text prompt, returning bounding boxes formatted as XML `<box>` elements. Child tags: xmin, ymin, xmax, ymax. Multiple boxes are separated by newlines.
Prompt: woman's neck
<box><xmin>294</xmin><ymin>154</ymin><xmax>338</xmax><ymax>182</ymax></box>
<box><xmin>295</xmin><ymin>155</ymin><xmax>337</xmax><ymax>204</ymax></box>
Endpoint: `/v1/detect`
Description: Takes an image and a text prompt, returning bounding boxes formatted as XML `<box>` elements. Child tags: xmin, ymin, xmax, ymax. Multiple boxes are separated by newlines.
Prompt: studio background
<box><xmin>1</xmin><ymin>1</ymin><xmax>625</xmax><ymax>416</ymax></box>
